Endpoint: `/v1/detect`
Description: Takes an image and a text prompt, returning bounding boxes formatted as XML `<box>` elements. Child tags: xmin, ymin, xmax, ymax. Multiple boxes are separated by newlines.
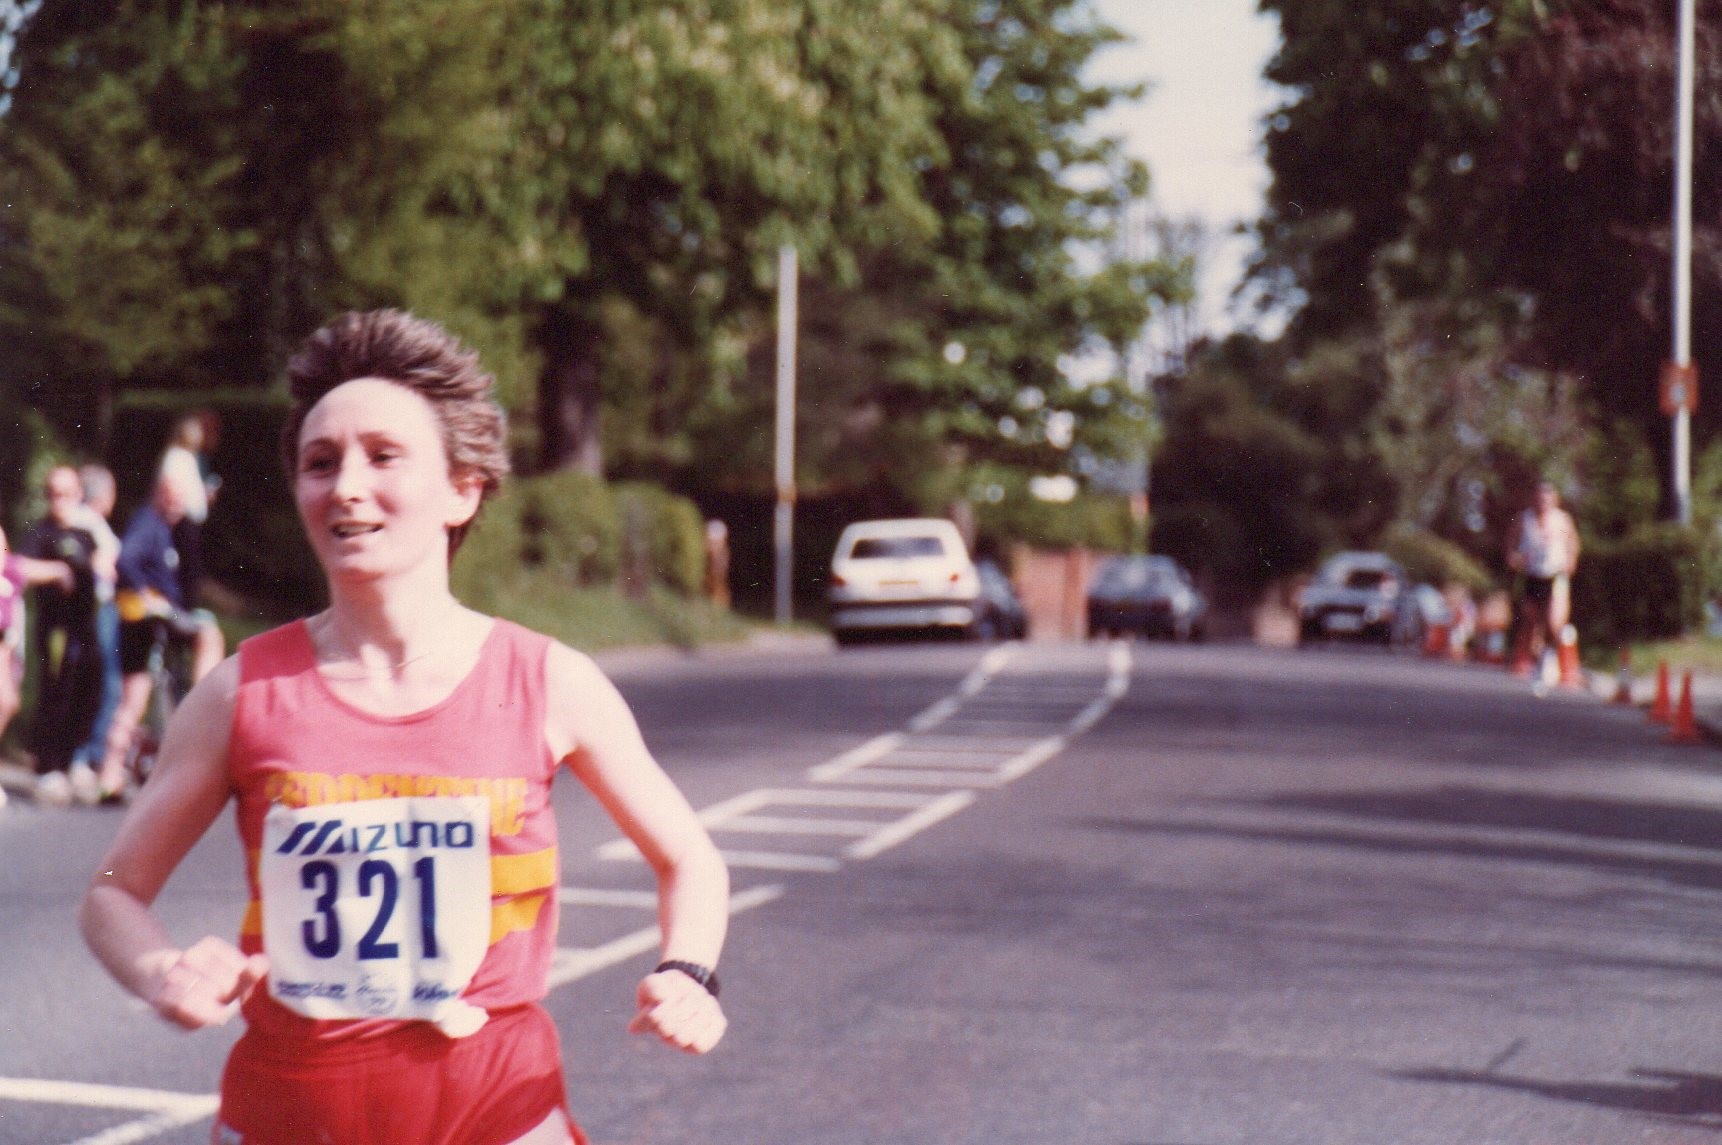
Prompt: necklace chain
<box><xmin>314</xmin><ymin>611</ymin><xmax>456</xmax><ymax>676</ymax></box>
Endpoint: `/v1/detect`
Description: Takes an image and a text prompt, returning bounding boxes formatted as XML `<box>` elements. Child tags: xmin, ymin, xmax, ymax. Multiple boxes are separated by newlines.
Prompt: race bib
<box><xmin>261</xmin><ymin>796</ymin><xmax>492</xmax><ymax>1027</ymax></box>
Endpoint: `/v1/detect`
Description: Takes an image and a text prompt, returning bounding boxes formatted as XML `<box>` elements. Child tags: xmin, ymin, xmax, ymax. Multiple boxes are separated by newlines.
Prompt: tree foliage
<box><xmin>0</xmin><ymin>0</ymin><xmax>1168</xmax><ymax>528</ymax></box>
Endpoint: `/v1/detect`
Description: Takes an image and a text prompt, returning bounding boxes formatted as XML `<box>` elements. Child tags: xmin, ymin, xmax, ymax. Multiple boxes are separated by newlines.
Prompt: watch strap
<box><xmin>655</xmin><ymin>960</ymin><xmax>720</xmax><ymax>998</ymax></box>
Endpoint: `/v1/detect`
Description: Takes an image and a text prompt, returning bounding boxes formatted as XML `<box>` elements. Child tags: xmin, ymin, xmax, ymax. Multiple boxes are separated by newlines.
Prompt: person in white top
<box><xmin>156</xmin><ymin>413</ymin><xmax>219</xmax><ymax>607</ymax></box>
<box><xmin>157</xmin><ymin>414</ymin><xmax>212</xmax><ymax>525</ymax></box>
<box><xmin>1506</xmin><ymin>480</ymin><xmax>1581</xmax><ymax>675</ymax></box>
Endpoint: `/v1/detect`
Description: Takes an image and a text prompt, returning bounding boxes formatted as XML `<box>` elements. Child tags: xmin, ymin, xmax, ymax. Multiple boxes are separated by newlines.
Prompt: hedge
<box><xmin>1570</xmin><ymin>524</ymin><xmax>1714</xmax><ymax>649</ymax></box>
<box><xmin>100</xmin><ymin>391</ymin><xmax>709</xmax><ymax>618</ymax></box>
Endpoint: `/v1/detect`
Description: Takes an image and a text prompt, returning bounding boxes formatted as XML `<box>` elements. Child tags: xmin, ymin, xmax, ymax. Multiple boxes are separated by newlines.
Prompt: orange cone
<box><xmin>1611</xmin><ymin>649</ymin><xmax>1633</xmax><ymax>705</ymax></box>
<box><xmin>1423</xmin><ymin>620</ymin><xmax>1450</xmax><ymax>659</ymax></box>
<box><xmin>1668</xmin><ymin>671</ymin><xmax>1703</xmax><ymax>745</ymax></box>
<box><xmin>1557</xmin><ymin>624</ymin><xmax>1583</xmax><ymax>689</ymax></box>
<box><xmin>1650</xmin><ymin>660</ymin><xmax>1673</xmax><ymax>724</ymax></box>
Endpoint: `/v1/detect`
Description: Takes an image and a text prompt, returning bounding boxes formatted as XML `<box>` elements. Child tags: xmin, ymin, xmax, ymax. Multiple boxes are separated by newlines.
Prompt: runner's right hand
<box><xmin>149</xmin><ymin>936</ymin><xmax>269</xmax><ymax>1030</ymax></box>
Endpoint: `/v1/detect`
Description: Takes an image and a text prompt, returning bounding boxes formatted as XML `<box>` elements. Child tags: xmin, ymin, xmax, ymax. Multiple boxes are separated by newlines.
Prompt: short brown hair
<box><xmin>283</xmin><ymin>310</ymin><xmax>510</xmax><ymax>555</ymax></box>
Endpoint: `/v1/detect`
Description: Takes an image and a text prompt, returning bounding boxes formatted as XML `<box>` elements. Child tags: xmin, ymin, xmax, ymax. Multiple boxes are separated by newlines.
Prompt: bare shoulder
<box><xmin>179</xmin><ymin>653</ymin><xmax>242</xmax><ymax>722</ymax></box>
<box><xmin>542</xmin><ymin>640</ymin><xmax>637</xmax><ymax>762</ymax></box>
<box><xmin>544</xmin><ymin>638</ymin><xmax>606</xmax><ymax>691</ymax></box>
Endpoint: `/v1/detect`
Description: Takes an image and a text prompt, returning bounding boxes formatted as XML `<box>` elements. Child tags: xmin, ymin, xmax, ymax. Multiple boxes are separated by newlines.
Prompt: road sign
<box><xmin>1661</xmin><ymin>359</ymin><xmax>1699</xmax><ymax>415</ymax></box>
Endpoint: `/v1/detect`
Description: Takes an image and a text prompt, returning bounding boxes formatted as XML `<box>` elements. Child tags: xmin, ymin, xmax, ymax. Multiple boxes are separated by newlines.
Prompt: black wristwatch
<box><xmin>655</xmin><ymin>960</ymin><xmax>720</xmax><ymax>998</ymax></box>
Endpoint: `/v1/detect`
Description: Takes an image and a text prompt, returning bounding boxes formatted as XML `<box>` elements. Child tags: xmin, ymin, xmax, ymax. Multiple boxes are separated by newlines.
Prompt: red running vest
<box><xmin>228</xmin><ymin>618</ymin><xmax>562</xmax><ymax>1044</ymax></box>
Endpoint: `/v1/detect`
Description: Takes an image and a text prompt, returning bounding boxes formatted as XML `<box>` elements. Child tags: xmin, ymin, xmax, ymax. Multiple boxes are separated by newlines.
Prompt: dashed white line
<box><xmin>719</xmin><ymin>814</ymin><xmax>880</xmax><ymax>836</ymax></box>
<box><xmin>844</xmin><ymin>791</ymin><xmax>976</xmax><ymax>860</ymax></box>
<box><xmin>0</xmin><ymin>1078</ymin><xmax>220</xmax><ymax>1145</ymax></box>
<box><xmin>547</xmin><ymin>884</ymin><xmax>783</xmax><ymax>990</ymax></box>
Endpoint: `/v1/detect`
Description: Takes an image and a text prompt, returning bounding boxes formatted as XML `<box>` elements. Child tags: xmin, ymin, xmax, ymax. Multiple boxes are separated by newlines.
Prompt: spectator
<box><xmin>71</xmin><ymin>464</ymin><xmax>123</xmax><ymax>775</ymax></box>
<box><xmin>92</xmin><ymin>475</ymin><xmax>223</xmax><ymax>801</ymax></box>
<box><xmin>157</xmin><ymin>411</ymin><xmax>219</xmax><ymax>606</ymax></box>
<box><xmin>0</xmin><ymin>519</ymin><xmax>76</xmax><ymax>809</ymax></box>
<box><xmin>19</xmin><ymin>466</ymin><xmax>103</xmax><ymax>804</ymax></box>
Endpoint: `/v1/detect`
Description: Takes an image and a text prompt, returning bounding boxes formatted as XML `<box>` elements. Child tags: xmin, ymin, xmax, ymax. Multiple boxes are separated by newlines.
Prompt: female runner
<box><xmin>80</xmin><ymin>310</ymin><xmax>730</xmax><ymax>1145</ymax></box>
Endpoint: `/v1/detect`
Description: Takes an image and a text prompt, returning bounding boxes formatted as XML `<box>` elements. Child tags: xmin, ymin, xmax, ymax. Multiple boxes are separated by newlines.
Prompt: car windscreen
<box><xmin>1342</xmin><ymin>569</ymin><xmax>1393</xmax><ymax>590</ymax></box>
<box><xmin>848</xmin><ymin>536</ymin><xmax>948</xmax><ymax>560</ymax></box>
<box><xmin>1094</xmin><ymin>562</ymin><xmax>1174</xmax><ymax>593</ymax></box>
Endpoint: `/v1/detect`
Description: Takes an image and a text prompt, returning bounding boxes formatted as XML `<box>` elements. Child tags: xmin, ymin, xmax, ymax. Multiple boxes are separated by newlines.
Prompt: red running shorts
<box><xmin>214</xmin><ymin>1004</ymin><xmax>586</xmax><ymax>1145</ymax></box>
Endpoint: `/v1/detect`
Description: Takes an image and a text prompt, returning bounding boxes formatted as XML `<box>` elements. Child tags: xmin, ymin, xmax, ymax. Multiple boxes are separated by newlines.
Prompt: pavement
<box><xmin>1584</xmin><ymin>656</ymin><xmax>1722</xmax><ymax>743</ymax></box>
<box><xmin>4</xmin><ymin>632</ymin><xmax>1716</xmax><ymax>804</ymax></box>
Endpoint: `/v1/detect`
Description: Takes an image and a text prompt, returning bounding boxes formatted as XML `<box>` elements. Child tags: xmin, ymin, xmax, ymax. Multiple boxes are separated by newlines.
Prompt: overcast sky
<box><xmin>1087</xmin><ymin>0</ymin><xmax>1284</xmax><ymax>333</ymax></box>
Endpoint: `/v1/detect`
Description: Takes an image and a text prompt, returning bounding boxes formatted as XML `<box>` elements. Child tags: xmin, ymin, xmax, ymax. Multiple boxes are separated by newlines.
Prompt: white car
<box><xmin>827</xmin><ymin>518</ymin><xmax>983</xmax><ymax>644</ymax></box>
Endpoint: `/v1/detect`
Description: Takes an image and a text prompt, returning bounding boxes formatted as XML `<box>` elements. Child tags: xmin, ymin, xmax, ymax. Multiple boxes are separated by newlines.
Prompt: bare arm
<box><xmin>78</xmin><ymin>656</ymin><xmax>266</xmax><ymax>1028</ymax></box>
<box><xmin>545</xmin><ymin>642</ymin><xmax>729</xmax><ymax>1053</ymax></box>
<box><xmin>13</xmin><ymin>556</ymin><xmax>71</xmax><ymax>591</ymax></box>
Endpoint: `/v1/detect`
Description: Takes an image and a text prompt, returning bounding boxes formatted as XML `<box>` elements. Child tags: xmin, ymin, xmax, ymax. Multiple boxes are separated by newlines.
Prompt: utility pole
<box><xmin>1670</xmin><ymin>0</ymin><xmax>1697</xmax><ymax>525</ymax></box>
<box><xmin>774</xmin><ymin>244</ymin><xmax>799</xmax><ymax>625</ymax></box>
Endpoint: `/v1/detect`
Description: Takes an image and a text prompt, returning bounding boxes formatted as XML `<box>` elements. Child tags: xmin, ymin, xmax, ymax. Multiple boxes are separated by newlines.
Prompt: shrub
<box><xmin>520</xmin><ymin>470</ymin><xmax>620</xmax><ymax>586</ymax></box>
<box><xmin>1571</xmin><ymin>524</ymin><xmax>1715</xmax><ymax>648</ymax></box>
<box><xmin>614</xmin><ymin>482</ymin><xmax>706</xmax><ymax>597</ymax></box>
<box><xmin>452</xmin><ymin>472</ymin><xmax>708</xmax><ymax>602</ymax></box>
<box><xmin>974</xmin><ymin>489</ymin><xmax>1136</xmax><ymax>554</ymax></box>
<box><xmin>1380</xmin><ymin>526</ymin><xmax>1494</xmax><ymax>592</ymax></box>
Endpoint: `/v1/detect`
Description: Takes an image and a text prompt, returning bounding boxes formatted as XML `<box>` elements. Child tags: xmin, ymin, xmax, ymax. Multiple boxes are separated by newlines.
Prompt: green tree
<box><xmin>498</xmin><ymin>0</ymin><xmax>952</xmax><ymax>475</ymax></box>
<box><xmin>0</xmin><ymin>0</ymin><xmax>531</xmax><ymax>446</ymax></box>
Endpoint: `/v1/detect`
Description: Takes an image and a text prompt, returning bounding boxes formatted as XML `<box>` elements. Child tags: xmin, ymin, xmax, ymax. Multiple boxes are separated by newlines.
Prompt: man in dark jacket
<box><xmin>20</xmin><ymin>466</ymin><xmax>102</xmax><ymax>804</ymax></box>
<box><xmin>92</xmin><ymin>475</ymin><xmax>223</xmax><ymax>799</ymax></box>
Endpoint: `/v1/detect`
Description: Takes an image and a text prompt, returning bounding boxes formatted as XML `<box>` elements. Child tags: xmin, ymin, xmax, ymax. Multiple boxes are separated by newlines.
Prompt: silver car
<box><xmin>1297</xmin><ymin>551</ymin><xmax>1409</xmax><ymax>645</ymax></box>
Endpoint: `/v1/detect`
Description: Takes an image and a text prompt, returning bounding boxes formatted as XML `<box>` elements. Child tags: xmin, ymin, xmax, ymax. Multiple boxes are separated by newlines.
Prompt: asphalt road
<box><xmin>4</xmin><ymin>638</ymin><xmax>1722</xmax><ymax>1144</ymax></box>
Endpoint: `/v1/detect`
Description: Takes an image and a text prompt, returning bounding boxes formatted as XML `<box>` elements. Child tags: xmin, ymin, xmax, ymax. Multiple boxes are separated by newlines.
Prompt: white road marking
<box><xmin>718</xmin><ymin>814</ymin><xmax>881</xmax><ymax>836</ymax></box>
<box><xmin>0</xmin><ymin>1078</ymin><xmax>220</xmax><ymax>1145</ymax></box>
<box><xmin>21</xmin><ymin>643</ymin><xmax>1132</xmax><ymax>1143</ymax></box>
<box><xmin>546</xmin><ymin>884</ymin><xmax>783</xmax><ymax>990</ymax></box>
<box><xmin>844</xmin><ymin>791</ymin><xmax>976</xmax><ymax>860</ymax></box>
<box><xmin>805</xmin><ymin>732</ymin><xmax>904</xmax><ymax>780</ymax></box>
<box><xmin>557</xmin><ymin>887</ymin><xmax>660</xmax><ymax>909</ymax></box>
<box><xmin>717</xmin><ymin>850</ymin><xmax>845</xmax><ymax>872</ymax></box>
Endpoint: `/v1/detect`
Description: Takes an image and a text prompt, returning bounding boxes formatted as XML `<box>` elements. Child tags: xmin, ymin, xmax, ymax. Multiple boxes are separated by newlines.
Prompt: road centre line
<box><xmin>548</xmin><ymin>884</ymin><xmax>783</xmax><ymax>990</ymax></box>
<box><xmin>908</xmin><ymin>645</ymin><xmax>1022</xmax><ymax>733</ymax></box>
<box><xmin>813</xmin><ymin>767</ymin><xmax>1014</xmax><ymax>788</ymax></box>
<box><xmin>809</xmin><ymin>732</ymin><xmax>904</xmax><ymax>779</ymax></box>
<box><xmin>866</xmin><ymin>755</ymin><xmax>1018</xmax><ymax>771</ymax></box>
<box><xmin>844</xmin><ymin>791</ymin><xmax>976</xmax><ymax>860</ymax></box>
<box><xmin>557</xmin><ymin>886</ymin><xmax>660</xmax><ymax>908</ymax></box>
<box><xmin>0</xmin><ymin>1078</ymin><xmax>220</xmax><ymax>1145</ymax></box>
<box><xmin>22</xmin><ymin>646</ymin><xmax>1130</xmax><ymax>1145</ymax></box>
<box><xmin>719</xmin><ymin>814</ymin><xmax>880</xmax><ymax>836</ymax></box>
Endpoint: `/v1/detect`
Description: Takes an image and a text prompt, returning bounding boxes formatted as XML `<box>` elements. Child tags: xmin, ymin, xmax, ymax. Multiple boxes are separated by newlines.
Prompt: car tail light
<box><xmin>830</xmin><ymin>574</ymin><xmax>847</xmax><ymax>588</ymax></box>
<box><xmin>948</xmin><ymin>572</ymin><xmax>961</xmax><ymax>584</ymax></box>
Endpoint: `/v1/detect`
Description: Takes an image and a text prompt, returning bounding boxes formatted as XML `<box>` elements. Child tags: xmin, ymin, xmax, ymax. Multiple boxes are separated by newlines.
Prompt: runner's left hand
<box><xmin>628</xmin><ymin>969</ymin><xmax>726</xmax><ymax>1053</ymax></box>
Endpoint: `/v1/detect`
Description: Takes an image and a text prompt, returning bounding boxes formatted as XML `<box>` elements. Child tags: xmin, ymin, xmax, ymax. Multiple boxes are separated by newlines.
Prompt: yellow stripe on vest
<box><xmin>237</xmin><ymin>848</ymin><xmax>558</xmax><ymax>942</ymax></box>
<box><xmin>489</xmin><ymin>891</ymin><xmax>549</xmax><ymax>943</ymax></box>
<box><xmin>491</xmin><ymin>848</ymin><xmax>558</xmax><ymax>895</ymax></box>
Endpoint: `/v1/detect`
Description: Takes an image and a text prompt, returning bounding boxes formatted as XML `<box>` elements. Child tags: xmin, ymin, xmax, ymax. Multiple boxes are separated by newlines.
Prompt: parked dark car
<box><xmin>1085</xmin><ymin>555</ymin><xmax>1207</xmax><ymax>641</ymax></box>
<box><xmin>1297</xmin><ymin>551</ymin><xmax>1410</xmax><ymax>645</ymax></box>
<box><xmin>974</xmin><ymin>558</ymin><xmax>1028</xmax><ymax>640</ymax></box>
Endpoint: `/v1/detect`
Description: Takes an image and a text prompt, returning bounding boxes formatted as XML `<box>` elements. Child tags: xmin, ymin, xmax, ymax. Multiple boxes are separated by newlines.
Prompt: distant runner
<box><xmin>1506</xmin><ymin>479</ymin><xmax>1581</xmax><ymax>681</ymax></box>
<box><xmin>81</xmin><ymin>310</ymin><xmax>730</xmax><ymax>1145</ymax></box>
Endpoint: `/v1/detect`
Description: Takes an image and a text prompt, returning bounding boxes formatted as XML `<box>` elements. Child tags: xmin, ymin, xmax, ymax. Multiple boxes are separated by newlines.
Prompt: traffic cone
<box><xmin>1557</xmin><ymin>624</ymin><xmax>1583</xmax><ymax>689</ymax></box>
<box><xmin>1650</xmin><ymin>660</ymin><xmax>1673</xmax><ymax>724</ymax></box>
<box><xmin>1423</xmin><ymin>619</ymin><xmax>1450</xmax><ymax>659</ymax></box>
<box><xmin>1668</xmin><ymin>671</ymin><xmax>1703</xmax><ymax>745</ymax></box>
<box><xmin>1611</xmin><ymin>649</ymin><xmax>1633</xmax><ymax>705</ymax></box>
